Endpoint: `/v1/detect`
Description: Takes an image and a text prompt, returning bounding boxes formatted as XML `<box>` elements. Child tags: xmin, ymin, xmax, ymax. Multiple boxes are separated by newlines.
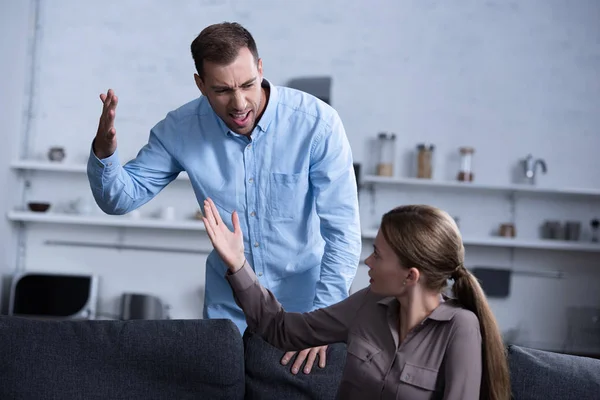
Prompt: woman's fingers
<box><xmin>232</xmin><ymin>210</ymin><xmax>241</xmax><ymax>235</ymax></box>
<box><xmin>202</xmin><ymin>217</ymin><xmax>215</xmax><ymax>241</ymax></box>
<box><xmin>203</xmin><ymin>200</ymin><xmax>218</xmax><ymax>229</ymax></box>
<box><xmin>207</xmin><ymin>198</ymin><xmax>224</xmax><ymax>226</ymax></box>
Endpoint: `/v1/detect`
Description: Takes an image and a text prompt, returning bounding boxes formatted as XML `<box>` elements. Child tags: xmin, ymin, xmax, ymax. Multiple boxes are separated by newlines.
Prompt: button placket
<box><xmin>244</xmin><ymin>140</ymin><xmax>262</xmax><ymax>278</ymax></box>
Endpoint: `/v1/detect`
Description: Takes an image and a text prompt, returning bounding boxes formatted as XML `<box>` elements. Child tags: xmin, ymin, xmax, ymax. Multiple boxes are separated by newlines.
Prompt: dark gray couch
<box><xmin>1</xmin><ymin>316</ymin><xmax>598</xmax><ymax>399</ymax></box>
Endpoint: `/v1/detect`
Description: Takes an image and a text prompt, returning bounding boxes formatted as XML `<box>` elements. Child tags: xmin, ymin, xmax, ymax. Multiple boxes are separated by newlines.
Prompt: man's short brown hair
<box><xmin>191</xmin><ymin>22</ymin><xmax>259</xmax><ymax>79</ymax></box>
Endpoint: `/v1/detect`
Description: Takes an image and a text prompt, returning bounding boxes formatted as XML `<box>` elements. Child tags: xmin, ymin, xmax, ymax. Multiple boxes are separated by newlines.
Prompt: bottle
<box><xmin>457</xmin><ymin>146</ymin><xmax>475</xmax><ymax>182</ymax></box>
<box><xmin>416</xmin><ymin>144</ymin><xmax>434</xmax><ymax>179</ymax></box>
<box><xmin>376</xmin><ymin>132</ymin><xmax>396</xmax><ymax>177</ymax></box>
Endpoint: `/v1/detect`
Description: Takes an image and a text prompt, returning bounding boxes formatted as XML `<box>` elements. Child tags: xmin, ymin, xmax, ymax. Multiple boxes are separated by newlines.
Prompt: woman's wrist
<box><xmin>229</xmin><ymin>258</ymin><xmax>246</xmax><ymax>273</ymax></box>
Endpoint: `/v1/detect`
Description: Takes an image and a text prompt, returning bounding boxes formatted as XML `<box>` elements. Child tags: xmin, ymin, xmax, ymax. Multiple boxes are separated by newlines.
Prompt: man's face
<box><xmin>195</xmin><ymin>47</ymin><xmax>265</xmax><ymax>135</ymax></box>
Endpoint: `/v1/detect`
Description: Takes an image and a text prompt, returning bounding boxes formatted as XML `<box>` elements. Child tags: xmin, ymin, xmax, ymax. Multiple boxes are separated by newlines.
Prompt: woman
<box><xmin>201</xmin><ymin>198</ymin><xmax>511</xmax><ymax>400</ymax></box>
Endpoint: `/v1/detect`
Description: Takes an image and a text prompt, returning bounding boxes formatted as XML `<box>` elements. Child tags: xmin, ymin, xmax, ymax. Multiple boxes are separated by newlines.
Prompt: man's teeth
<box><xmin>232</xmin><ymin>112</ymin><xmax>248</xmax><ymax>118</ymax></box>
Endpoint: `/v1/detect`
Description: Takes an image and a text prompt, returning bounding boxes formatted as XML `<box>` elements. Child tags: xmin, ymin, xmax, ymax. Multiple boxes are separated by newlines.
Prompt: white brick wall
<box><xmin>2</xmin><ymin>0</ymin><xmax>600</xmax><ymax>352</ymax></box>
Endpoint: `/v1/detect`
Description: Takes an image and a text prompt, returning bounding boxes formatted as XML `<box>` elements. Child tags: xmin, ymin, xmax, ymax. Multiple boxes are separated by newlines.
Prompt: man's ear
<box><xmin>194</xmin><ymin>73</ymin><xmax>206</xmax><ymax>96</ymax></box>
<box><xmin>257</xmin><ymin>58</ymin><xmax>263</xmax><ymax>78</ymax></box>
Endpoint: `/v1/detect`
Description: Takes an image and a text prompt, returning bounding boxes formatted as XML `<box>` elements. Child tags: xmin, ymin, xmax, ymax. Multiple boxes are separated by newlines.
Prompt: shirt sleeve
<box><xmin>87</xmin><ymin>113</ymin><xmax>183</xmax><ymax>215</ymax></box>
<box><xmin>309</xmin><ymin>111</ymin><xmax>362</xmax><ymax>310</ymax></box>
<box><xmin>227</xmin><ymin>261</ymin><xmax>369</xmax><ymax>351</ymax></box>
<box><xmin>443</xmin><ymin>317</ymin><xmax>483</xmax><ymax>400</ymax></box>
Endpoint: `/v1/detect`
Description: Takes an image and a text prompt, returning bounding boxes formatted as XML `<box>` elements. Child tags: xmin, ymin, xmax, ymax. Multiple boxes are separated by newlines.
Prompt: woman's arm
<box><xmin>201</xmin><ymin>197</ymin><xmax>367</xmax><ymax>351</ymax></box>
<box><xmin>443</xmin><ymin>314</ymin><xmax>483</xmax><ymax>400</ymax></box>
<box><xmin>227</xmin><ymin>261</ymin><xmax>369</xmax><ymax>350</ymax></box>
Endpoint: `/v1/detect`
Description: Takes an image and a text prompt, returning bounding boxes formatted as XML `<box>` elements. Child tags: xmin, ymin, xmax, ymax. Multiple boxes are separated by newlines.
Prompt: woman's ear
<box><xmin>406</xmin><ymin>267</ymin><xmax>420</xmax><ymax>285</ymax></box>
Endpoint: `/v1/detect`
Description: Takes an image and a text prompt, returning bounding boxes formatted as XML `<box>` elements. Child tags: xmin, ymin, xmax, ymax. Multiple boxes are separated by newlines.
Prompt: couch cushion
<box><xmin>0</xmin><ymin>316</ymin><xmax>245</xmax><ymax>400</ymax></box>
<box><xmin>508</xmin><ymin>344</ymin><xmax>600</xmax><ymax>400</ymax></box>
<box><xmin>243</xmin><ymin>330</ymin><xmax>347</xmax><ymax>400</ymax></box>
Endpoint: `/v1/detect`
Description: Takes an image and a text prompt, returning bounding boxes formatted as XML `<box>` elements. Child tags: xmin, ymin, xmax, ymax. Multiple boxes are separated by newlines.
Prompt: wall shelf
<box><xmin>10</xmin><ymin>160</ymin><xmax>87</xmax><ymax>173</ymax></box>
<box><xmin>361</xmin><ymin>228</ymin><xmax>600</xmax><ymax>253</ymax></box>
<box><xmin>10</xmin><ymin>160</ymin><xmax>190</xmax><ymax>180</ymax></box>
<box><xmin>7</xmin><ymin>211</ymin><xmax>206</xmax><ymax>231</ymax></box>
<box><xmin>362</xmin><ymin>175</ymin><xmax>600</xmax><ymax>198</ymax></box>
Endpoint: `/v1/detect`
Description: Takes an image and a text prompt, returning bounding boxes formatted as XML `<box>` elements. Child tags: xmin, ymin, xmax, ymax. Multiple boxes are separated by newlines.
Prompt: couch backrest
<box><xmin>243</xmin><ymin>331</ymin><xmax>347</xmax><ymax>400</ymax></box>
<box><xmin>0</xmin><ymin>316</ymin><xmax>245</xmax><ymax>400</ymax></box>
<box><xmin>508</xmin><ymin>344</ymin><xmax>600</xmax><ymax>400</ymax></box>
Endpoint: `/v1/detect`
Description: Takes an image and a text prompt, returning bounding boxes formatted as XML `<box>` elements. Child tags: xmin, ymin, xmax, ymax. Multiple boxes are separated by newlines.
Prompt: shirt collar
<box><xmin>377</xmin><ymin>295</ymin><xmax>460</xmax><ymax>322</ymax></box>
<box><xmin>211</xmin><ymin>78</ymin><xmax>278</xmax><ymax>137</ymax></box>
<box><xmin>256</xmin><ymin>78</ymin><xmax>278</xmax><ymax>132</ymax></box>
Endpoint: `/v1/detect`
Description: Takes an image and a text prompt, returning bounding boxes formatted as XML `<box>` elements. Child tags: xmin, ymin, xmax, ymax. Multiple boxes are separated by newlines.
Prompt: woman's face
<box><xmin>364</xmin><ymin>230</ymin><xmax>410</xmax><ymax>297</ymax></box>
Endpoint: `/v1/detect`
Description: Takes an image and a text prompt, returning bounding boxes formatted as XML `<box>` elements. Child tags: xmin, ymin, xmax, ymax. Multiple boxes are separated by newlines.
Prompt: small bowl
<box><xmin>28</xmin><ymin>202</ymin><xmax>51</xmax><ymax>212</ymax></box>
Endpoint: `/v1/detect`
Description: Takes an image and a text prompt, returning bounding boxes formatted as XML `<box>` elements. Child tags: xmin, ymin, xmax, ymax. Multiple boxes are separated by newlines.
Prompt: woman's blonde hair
<box><xmin>380</xmin><ymin>205</ymin><xmax>511</xmax><ymax>400</ymax></box>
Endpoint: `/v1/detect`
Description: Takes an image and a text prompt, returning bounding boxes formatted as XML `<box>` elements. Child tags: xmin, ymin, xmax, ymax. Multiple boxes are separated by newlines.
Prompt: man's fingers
<box><xmin>303</xmin><ymin>348</ymin><xmax>318</xmax><ymax>374</ymax></box>
<box><xmin>100</xmin><ymin>89</ymin><xmax>116</xmax><ymax>110</ymax></box>
<box><xmin>105</xmin><ymin>127</ymin><xmax>116</xmax><ymax>141</ymax></box>
<box><xmin>291</xmin><ymin>348</ymin><xmax>310</xmax><ymax>375</ymax></box>
<box><xmin>103</xmin><ymin>91</ymin><xmax>112</xmax><ymax>111</ymax></box>
<box><xmin>98</xmin><ymin>91</ymin><xmax>113</xmax><ymax>132</ymax></box>
<box><xmin>281</xmin><ymin>351</ymin><xmax>296</xmax><ymax>366</ymax></box>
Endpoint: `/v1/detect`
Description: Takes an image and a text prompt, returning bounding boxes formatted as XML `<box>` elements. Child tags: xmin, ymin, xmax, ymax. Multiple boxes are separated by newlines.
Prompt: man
<box><xmin>87</xmin><ymin>22</ymin><xmax>361</xmax><ymax>375</ymax></box>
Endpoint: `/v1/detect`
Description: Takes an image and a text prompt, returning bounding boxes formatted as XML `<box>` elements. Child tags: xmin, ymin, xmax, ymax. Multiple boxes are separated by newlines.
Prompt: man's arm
<box><xmin>87</xmin><ymin>89</ymin><xmax>183</xmax><ymax>215</ymax></box>
<box><xmin>309</xmin><ymin>111</ymin><xmax>361</xmax><ymax>309</ymax></box>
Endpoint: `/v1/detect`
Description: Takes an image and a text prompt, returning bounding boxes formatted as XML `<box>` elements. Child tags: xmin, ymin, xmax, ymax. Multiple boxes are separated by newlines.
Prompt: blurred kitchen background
<box><xmin>1</xmin><ymin>0</ymin><xmax>599</xmax><ymax>357</ymax></box>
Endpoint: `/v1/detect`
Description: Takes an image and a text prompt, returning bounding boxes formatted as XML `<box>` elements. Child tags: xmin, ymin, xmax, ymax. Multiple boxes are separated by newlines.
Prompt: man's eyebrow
<box><xmin>211</xmin><ymin>77</ymin><xmax>256</xmax><ymax>91</ymax></box>
<box><xmin>241</xmin><ymin>77</ymin><xmax>256</xmax><ymax>86</ymax></box>
<box><xmin>211</xmin><ymin>84</ymin><xmax>230</xmax><ymax>90</ymax></box>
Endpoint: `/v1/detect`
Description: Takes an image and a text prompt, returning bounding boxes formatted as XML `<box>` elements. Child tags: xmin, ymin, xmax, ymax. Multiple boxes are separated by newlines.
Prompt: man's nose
<box><xmin>231</xmin><ymin>90</ymin><xmax>246</xmax><ymax>110</ymax></box>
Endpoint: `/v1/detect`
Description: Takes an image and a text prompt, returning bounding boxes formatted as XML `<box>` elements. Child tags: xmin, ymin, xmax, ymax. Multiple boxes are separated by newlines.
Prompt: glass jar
<box><xmin>376</xmin><ymin>132</ymin><xmax>396</xmax><ymax>176</ymax></box>
<box><xmin>457</xmin><ymin>146</ymin><xmax>475</xmax><ymax>182</ymax></box>
<box><xmin>416</xmin><ymin>144</ymin><xmax>434</xmax><ymax>179</ymax></box>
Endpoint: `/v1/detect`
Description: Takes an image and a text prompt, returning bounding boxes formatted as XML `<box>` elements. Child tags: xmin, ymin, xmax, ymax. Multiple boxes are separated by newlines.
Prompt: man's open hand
<box><xmin>94</xmin><ymin>89</ymin><xmax>119</xmax><ymax>159</ymax></box>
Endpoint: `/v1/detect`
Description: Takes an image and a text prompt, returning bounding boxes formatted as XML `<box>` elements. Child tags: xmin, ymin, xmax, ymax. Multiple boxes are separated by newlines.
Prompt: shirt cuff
<box><xmin>88</xmin><ymin>139</ymin><xmax>121</xmax><ymax>171</ymax></box>
<box><xmin>226</xmin><ymin>261</ymin><xmax>257</xmax><ymax>292</ymax></box>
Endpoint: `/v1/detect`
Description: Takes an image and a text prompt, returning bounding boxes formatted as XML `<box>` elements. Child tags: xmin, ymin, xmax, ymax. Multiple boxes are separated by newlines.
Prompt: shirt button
<box><xmin>258</xmin><ymin>272</ymin><xmax>263</xmax><ymax>277</ymax></box>
<box><xmin>250</xmin><ymin>211</ymin><xmax>256</xmax><ymax>217</ymax></box>
<box><xmin>247</xmin><ymin>144</ymin><xmax>252</xmax><ymax>150</ymax></box>
<box><xmin>254</xmin><ymin>242</ymin><xmax>259</xmax><ymax>247</ymax></box>
<box><xmin>248</xmin><ymin>178</ymin><xmax>254</xmax><ymax>183</ymax></box>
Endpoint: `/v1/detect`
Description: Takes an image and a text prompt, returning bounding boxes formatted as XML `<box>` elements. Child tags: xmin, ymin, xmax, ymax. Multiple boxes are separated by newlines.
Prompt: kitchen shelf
<box><xmin>10</xmin><ymin>160</ymin><xmax>87</xmax><ymax>173</ymax></box>
<box><xmin>10</xmin><ymin>160</ymin><xmax>190</xmax><ymax>180</ymax></box>
<box><xmin>361</xmin><ymin>228</ymin><xmax>600</xmax><ymax>253</ymax></box>
<box><xmin>7</xmin><ymin>211</ymin><xmax>206</xmax><ymax>231</ymax></box>
<box><xmin>361</xmin><ymin>175</ymin><xmax>600</xmax><ymax>198</ymax></box>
